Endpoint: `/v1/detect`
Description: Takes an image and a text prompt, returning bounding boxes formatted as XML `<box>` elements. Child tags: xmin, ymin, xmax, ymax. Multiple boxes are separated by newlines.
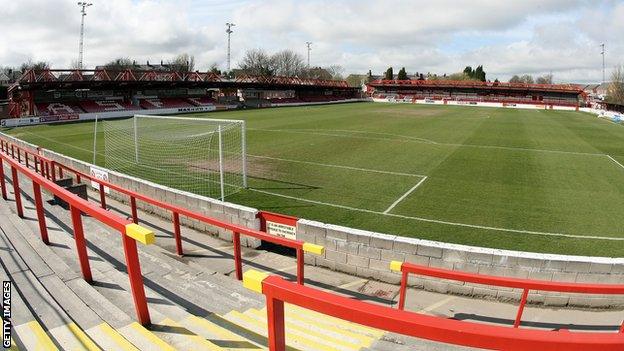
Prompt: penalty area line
<box><xmin>247</xmin><ymin>188</ymin><xmax>624</xmax><ymax>241</ymax></box>
<box><xmin>383</xmin><ymin>176</ymin><xmax>428</xmax><ymax>214</ymax></box>
<box><xmin>606</xmin><ymin>155</ymin><xmax>624</xmax><ymax>170</ymax></box>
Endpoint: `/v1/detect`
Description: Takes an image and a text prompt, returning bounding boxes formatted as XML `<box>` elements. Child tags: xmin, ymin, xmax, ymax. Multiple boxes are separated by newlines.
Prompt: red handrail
<box><xmin>391</xmin><ymin>261</ymin><xmax>624</xmax><ymax>329</ymax></box>
<box><xmin>244</xmin><ymin>271</ymin><xmax>624</xmax><ymax>351</ymax></box>
<box><xmin>0</xmin><ymin>146</ymin><xmax>154</xmax><ymax>325</ymax></box>
<box><xmin>0</xmin><ymin>138</ymin><xmax>324</xmax><ymax>285</ymax></box>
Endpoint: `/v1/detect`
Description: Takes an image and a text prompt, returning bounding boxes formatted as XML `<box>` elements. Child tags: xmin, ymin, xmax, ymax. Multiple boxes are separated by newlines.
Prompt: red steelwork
<box><xmin>10</xmin><ymin>166</ymin><xmax>24</xmax><ymax>218</ymax></box>
<box><xmin>121</xmin><ymin>234</ymin><xmax>150</xmax><ymax>325</ymax></box>
<box><xmin>0</xmin><ymin>150</ymin><xmax>152</xmax><ymax>325</ymax></box>
<box><xmin>259</xmin><ymin>274</ymin><xmax>624</xmax><ymax>351</ymax></box>
<box><xmin>99</xmin><ymin>183</ymin><xmax>107</xmax><ymax>209</ymax></box>
<box><xmin>130</xmin><ymin>197</ymin><xmax>138</xmax><ymax>224</ymax></box>
<box><xmin>1</xmin><ymin>139</ymin><xmax>318</xmax><ymax>285</ymax></box>
<box><xmin>368</xmin><ymin>79</ymin><xmax>583</xmax><ymax>94</ymax></box>
<box><xmin>70</xmin><ymin>205</ymin><xmax>93</xmax><ymax>283</ymax></box>
<box><xmin>233</xmin><ymin>232</ymin><xmax>242</xmax><ymax>280</ymax></box>
<box><xmin>0</xmin><ymin>159</ymin><xmax>6</xmax><ymax>200</ymax></box>
<box><xmin>395</xmin><ymin>261</ymin><xmax>624</xmax><ymax>332</ymax></box>
<box><xmin>32</xmin><ymin>181</ymin><xmax>49</xmax><ymax>244</ymax></box>
<box><xmin>172</xmin><ymin>212</ymin><xmax>183</xmax><ymax>255</ymax></box>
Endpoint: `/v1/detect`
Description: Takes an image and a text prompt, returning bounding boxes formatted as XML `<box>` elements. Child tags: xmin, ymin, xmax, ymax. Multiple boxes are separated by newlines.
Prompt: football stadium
<box><xmin>1</xmin><ymin>1</ymin><xmax>623</xmax><ymax>350</ymax></box>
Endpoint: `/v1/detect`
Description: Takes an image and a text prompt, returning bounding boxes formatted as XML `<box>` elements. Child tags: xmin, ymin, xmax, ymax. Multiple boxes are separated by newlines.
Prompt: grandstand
<box><xmin>368</xmin><ymin>79</ymin><xmax>585</xmax><ymax>109</ymax></box>
<box><xmin>2</xmin><ymin>68</ymin><xmax>361</xmax><ymax>126</ymax></box>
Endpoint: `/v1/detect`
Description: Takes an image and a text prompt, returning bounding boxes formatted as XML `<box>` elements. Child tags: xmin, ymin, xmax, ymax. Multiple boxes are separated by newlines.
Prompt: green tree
<box><xmin>474</xmin><ymin>65</ymin><xmax>486</xmax><ymax>81</ymax></box>
<box><xmin>384</xmin><ymin>67</ymin><xmax>394</xmax><ymax>80</ymax></box>
<box><xmin>463</xmin><ymin>66</ymin><xmax>474</xmax><ymax>78</ymax></box>
<box><xmin>397</xmin><ymin>67</ymin><xmax>408</xmax><ymax>80</ymax></box>
<box><xmin>606</xmin><ymin>65</ymin><xmax>624</xmax><ymax>105</ymax></box>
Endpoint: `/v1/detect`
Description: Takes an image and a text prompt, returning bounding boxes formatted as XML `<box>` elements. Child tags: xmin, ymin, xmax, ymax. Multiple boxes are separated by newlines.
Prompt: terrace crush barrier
<box><xmin>243</xmin><ymin>269</ymin><xmax>624</xmax><ymax>351</ymax></box>
<box><xmin>0</xmin><ymin>143</ymin><xmax>155</xmax><ymax>325</ymax></box>
<box><xmin>390</xmin><ymin>260</ymin><xmax>624</xmax><ymax>331</ymax></box>
<box><xmin>0</xmin><ymin>138</ymin><xmax>325</xmax><ymax>285</ymax></box>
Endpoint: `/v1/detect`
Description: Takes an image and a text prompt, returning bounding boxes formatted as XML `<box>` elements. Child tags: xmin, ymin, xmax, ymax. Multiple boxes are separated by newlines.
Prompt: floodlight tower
<box><xmin>600</xmin><ymin>43</ymin><xmax>605</xmax><ymax>83</ymax></box>
<box><xmin>77</xmin><ymin>2</ymin><xmax>92</xmax><ymax>69</ymax></box>
<box><xmin>226</xmin><ymin>23</ymin><xmax>235</xmax><ymax>72</ymax></box>
<box><xmin>306</xmin><ymin>42</ymin><xmax>312</xmax><ymax>67</ymax></box>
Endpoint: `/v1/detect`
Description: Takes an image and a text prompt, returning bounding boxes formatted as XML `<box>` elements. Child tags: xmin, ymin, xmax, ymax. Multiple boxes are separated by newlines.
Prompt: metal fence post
<box><xmin>70</xmin><ymin>205</ymin><xmax>93</xmax><ymax>283</ymax></box>
<box><xmin>121</xmin><ymin>234</ymin><xmax>151</xmax><ymax>325</ymax></box>
<box><xmin>266</xmin><ymin>293</ymin><xmax>286</xmax><ymax>351</ymax></box>
<box><xmin>32</xmin><ymin>181</ymin><xmax>49</xmax><ymax>244</ymax></box>
<box><xmin>0</xmin><ymin>159</ymin><xmax>7</xmax><ymax>200</ymax></box>
<box><xmin>130</xmin><ymin>196</ymin><xmax>138</xmax><ymax>224</ymax></box>
<box><xmin>11</xmin><ymin>166</ymin><xmax>23</xmax><ymax>218</ymax></box>
<box><xmin>398</xmin><ymin>271</ymin><xmax>408</xmax><ymax>310</ymax></box>
<box><xmin>233</xmin><ymin>231</ymin><xmax>243</xmax><ymax>280</ymax></box>
<box><xmin>296</xmin><ymin>248</ymin><xmax>304</xmax><ymax>285</ymax></box>
<box><xmin>173</xmin><ymin>212</ymin><xmax>183</xmax><ymax>255</ymax></box>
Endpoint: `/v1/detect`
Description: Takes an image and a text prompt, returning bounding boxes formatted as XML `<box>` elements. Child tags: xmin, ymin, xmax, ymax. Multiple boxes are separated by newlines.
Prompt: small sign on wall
<box><xmin>90</xmin><ymin>166</ymin><xmax>110</xmax><ymax>194</ymax></box>
<box><xmin>258</xmin><ymin>211</ymin><xmax>298</xmax><ymax>240</ymax></box>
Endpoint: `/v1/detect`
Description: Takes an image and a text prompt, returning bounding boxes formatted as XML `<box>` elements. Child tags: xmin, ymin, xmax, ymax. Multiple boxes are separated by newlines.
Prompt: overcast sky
<box><xmin>1</xmin><ymin>0</ymin><xmax>622</xmax><ymax>83</ymax></box>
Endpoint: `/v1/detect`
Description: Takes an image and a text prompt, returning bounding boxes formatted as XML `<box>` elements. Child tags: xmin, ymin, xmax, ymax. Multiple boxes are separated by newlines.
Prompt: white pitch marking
<box><xmin>383</xmin><ymin>177</ymin><xmax>428</xmax><ymax>214</ymax></box>
<box><xmin>606</xmin><ymin>155</ymin><xmax>624</xmax><ymax>170</ymax></box>
<box><xmin>248</xmin><ymin>154</ymin><xmax>426</xmax><ymax>178</ymax></box>
<box><xmin>248</xmin><ymin>188</ymin><xmax>624</xmax><ymax>241</ymax></box>
<box><xmin>250</xmin><ymin>128</ymin><xmax>606</xmax><ymax>157</ymax></box>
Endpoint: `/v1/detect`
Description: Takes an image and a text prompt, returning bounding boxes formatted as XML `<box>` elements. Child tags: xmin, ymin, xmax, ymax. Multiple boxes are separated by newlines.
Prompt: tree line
<box><xmin>508</xmin><ymin>74</ymin><xmax>553</xmax><ymax>84</ymax></box>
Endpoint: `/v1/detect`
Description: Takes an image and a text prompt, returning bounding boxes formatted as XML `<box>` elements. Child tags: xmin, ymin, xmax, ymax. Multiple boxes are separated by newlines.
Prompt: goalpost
<box><xmin>101</xmin><ymin>114</ymin><xmax>247</xmax><ymax>201</ymax></box>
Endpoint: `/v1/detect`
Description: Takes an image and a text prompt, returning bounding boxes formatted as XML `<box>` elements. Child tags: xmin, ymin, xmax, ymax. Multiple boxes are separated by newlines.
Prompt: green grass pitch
<box><xmin>4</xmin><ymin>102</ymin><xmax>624</xmax><ymax>257</ymax></box>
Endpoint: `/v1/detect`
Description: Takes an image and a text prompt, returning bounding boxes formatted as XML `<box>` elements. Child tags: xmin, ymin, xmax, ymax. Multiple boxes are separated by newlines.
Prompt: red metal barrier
<box><xmin>0</xmin><ymin>147</ymin><xmax>155</xmax><ymax>325</ymax></box>
<box><xmin>0</xmin><ymin>139</ymin><xmax>324</xmax><ymax>285</ymax></box>
<box><xmin>243</xmin><ymin>270</ymin><xmax>624</xmax><ymax>351</ymax></box>
<box><xmin>391</xmin><ymin>261</ymin><xmax>624</xmax><ymax>331</ymax></box>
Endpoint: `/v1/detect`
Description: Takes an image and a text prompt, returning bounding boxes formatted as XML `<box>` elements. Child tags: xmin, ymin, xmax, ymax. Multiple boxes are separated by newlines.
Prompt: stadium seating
<box><xmin>139</xmin><ymin>98</ymin><xmax>194</xmax><ymax>109</ymax></box>
<box><xmin>187</xmin><ymin>96</ymin><xmax>216</xmax><ymax>106</ymax></box>
<box><xmin>35</xmin><ymin>102</ymin><xmax>84</xmax><ymax>115</ymax></box>
<box><xmin>78</xmin><ymin>100</ymin><xmax>140</xmax><ymax>113</ymax></box>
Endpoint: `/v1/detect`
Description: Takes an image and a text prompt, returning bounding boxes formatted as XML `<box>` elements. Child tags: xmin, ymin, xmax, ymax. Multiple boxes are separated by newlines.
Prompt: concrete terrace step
<box><xmin>0</xmin><ymin>212</ymin><xmax>100</xmax><ymax>350</ymax></box>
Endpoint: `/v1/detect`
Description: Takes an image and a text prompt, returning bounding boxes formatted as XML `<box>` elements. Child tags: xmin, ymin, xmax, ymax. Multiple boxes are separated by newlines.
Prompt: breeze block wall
<box><xmin>296</xmin><ymin>219</ymin><xmax>624</xmax><ymax>308</ymax></box>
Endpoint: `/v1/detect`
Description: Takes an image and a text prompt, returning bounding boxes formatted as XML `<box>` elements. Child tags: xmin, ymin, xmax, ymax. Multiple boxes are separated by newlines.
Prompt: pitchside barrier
<box><xmin>243</xmin><ymin>269</ymin><xmax>624</xmax><ymax>351</ymax></box>
<box><xmin>389</xmin><ymin>261</ymin><xmax>624</xmax><ymax>331</ymax></box>
<box><xmin>0</xmin><ymin>145</ymin><xmax>155</xmax><ymax>325</ymax></box>
<box><xmin>0</xmin><ymin>139</ymin><xmax>324</xmax><ymax>285</ymax></box>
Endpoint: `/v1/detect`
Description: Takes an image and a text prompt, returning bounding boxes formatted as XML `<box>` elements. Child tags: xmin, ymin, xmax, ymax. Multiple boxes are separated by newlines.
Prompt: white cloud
<box><xmin>0</xmin><ymin>0</ymin><xmax>621</xmax><ymax>83</ymax></box>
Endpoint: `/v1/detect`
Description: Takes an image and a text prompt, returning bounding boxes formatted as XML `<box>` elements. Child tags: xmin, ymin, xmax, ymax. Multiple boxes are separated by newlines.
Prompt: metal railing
<box><xmin>0</xmin><ymin>143</ymin><xmax>155</xmax><ymax>325</ymax></box>
<box><xmin>390</xmin><ymin>260</ymin><xmax>624</xmax><ymax>330</ymax></box>
<box><xmin>243</xmin><ymin>269</ymin><xmax>624</xmax><ymax>351</ymax></box>
<box><xmin>0</xmin><ymin>138</ymin><xmax>324</xmax><ymax>285</ymax></box>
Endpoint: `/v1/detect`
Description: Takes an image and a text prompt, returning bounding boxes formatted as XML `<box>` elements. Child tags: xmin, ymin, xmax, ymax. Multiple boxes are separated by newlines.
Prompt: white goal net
<box><xmin>101</xmin><ymin>115</ymin><xmax>247</xmax><ymax>200</ymax></box>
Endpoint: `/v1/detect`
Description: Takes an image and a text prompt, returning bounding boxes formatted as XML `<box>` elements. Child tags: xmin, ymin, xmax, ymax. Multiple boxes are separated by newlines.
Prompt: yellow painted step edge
<box><xmin>67</xmin><ymin>323</ymin><xmax>101</xmax><ymax>351</ymax></box>
<box><xmin>246</xmin><ymin>308</ymin><xmax>367</xmax><ymax>350</ymax></box>
<box><xmin>280</xmin><ymin>307</ymin><xmax>380</xmax><ymax>342</ymax></box>
<box><xmin>97</xmin><ymin>323</ymin><xmax>139</xmax><ymax>351</ymax></box>
<box><xmin>159</xmin><ymin>318</ymin><xmax>223</xmax><ymax>351</ymax></box>
<box><xmin>285</xmin><ymin>305</ymin><xmax>385</xmax><ymax>338</ymax></box>
<box><xmin>185</xmin><ymin>315</ymin><xmax>264</xmax><ymax>347</ymax></box>
<box><xmin>26</xmin><ymin>320</ymin><xmax>59</xmax><ymax>351</ymax></box>
<box><xmin>249</xmin><ymin>308</ymin><xmax>374</xmax><ymax>347</ymax></box>
<box><xmin>1</xmin><ymin>317</ymin><xmax>19</xmax><ymax>350</ymax></box>
<box><xmin>225</xmin><ymin>310</ymin><xmax>337</xmax><ymax>351</ymax></box>
<box><xmin>129</xmin><ymin>322</ymin><xmax>177</xmax><ymax>351</ymax></box>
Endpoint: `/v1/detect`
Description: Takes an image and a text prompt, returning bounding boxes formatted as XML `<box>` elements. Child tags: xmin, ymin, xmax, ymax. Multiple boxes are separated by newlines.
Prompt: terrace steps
<box><xmin>0</xmin><ymin>163</ymin><xmax>388</xmax><ymax>350</ymax></box>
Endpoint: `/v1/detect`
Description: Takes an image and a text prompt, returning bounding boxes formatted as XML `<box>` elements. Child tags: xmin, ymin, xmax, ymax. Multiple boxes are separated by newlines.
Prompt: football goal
<box><xmin>101</xmin><ymin>114</ymin><xmax>247</xmax><ymax>201</ymax></box>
